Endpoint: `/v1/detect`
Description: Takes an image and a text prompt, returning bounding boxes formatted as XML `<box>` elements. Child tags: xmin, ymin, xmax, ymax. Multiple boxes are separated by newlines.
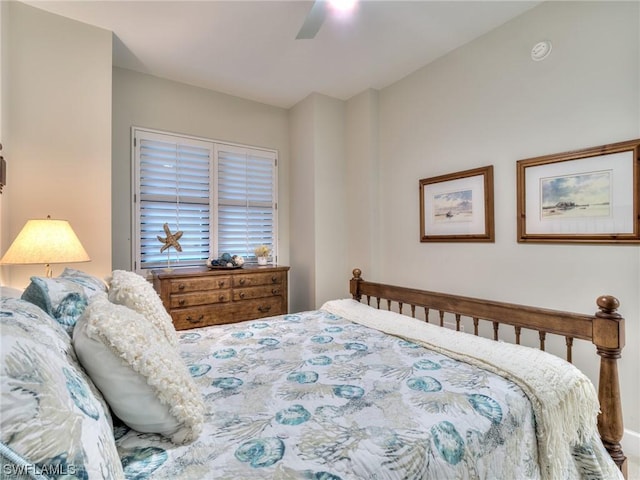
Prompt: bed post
<box><xmin>593</xmin><ymin>295</ymin><xmax>627</xmax><ymax>478</ymax></box>
<box><xmin>350</xmin><ymin>268</ymin><xmax>363</xmax><ymax>302</ymax></box>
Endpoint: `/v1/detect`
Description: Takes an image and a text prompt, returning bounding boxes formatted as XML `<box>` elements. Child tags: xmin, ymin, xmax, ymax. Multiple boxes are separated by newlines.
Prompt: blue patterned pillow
<box><xmin>21</xmin><ymin>274</ymin><xmax>104</xmax><ymax>334</ymax></box>
<box><xmin>0</xmin><ymin>298</ymin><xmax>124</xmax><ymax>479</ymax></box>
<box><xmin>0</xmin><ymin>442</ymin><xmax>48</xmax><ymax>479</ymax></box>
<box><xmin>59</xmin><ymin>268</ymin><xmax>107</xmax><ymax>293</ymax></box>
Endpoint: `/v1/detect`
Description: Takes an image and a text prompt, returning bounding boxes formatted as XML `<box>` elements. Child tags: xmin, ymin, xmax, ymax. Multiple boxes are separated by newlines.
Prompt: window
<box><xmin>132</xmin><ymin>128</ymin><xmax>277</xmax><ymax>272</ymax></box>
<box><xmin>215</xmin><ymin>144</ymin><xmax>277</xmax><ymax>260</ymax></box>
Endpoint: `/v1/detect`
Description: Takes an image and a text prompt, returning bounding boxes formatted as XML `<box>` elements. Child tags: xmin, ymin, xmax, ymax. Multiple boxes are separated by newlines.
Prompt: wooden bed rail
<box><xmin>349</xmin><ymin>268</ymin><xmax>627</xmax><ymax>478</ymax></box>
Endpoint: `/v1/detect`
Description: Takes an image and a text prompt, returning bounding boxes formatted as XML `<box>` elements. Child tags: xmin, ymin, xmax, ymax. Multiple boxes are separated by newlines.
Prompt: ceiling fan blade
<box><xmin>296</xmin><ymin>1</ymin><xmax>327</xmax><ymax>40</ymax></box>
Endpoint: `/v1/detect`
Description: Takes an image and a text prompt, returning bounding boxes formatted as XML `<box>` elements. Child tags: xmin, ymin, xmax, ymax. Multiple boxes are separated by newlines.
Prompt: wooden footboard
<box><xmin>349</xmin><ymin>268</ymin><xmax>627</xmax><ymax>478</ymax></box>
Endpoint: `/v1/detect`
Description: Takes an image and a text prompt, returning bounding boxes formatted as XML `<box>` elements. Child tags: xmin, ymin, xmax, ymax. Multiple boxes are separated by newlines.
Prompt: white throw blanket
<box><xmin>322</xmin><ymin>299</ymin><xmax>623</xmax><ymax>480</ymax></box>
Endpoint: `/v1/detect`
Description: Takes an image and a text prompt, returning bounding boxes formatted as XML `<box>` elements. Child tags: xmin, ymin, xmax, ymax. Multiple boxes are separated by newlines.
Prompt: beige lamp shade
<box><xmin>0</xmin><ymin>217</ymin><xmax>90</xmax><ymax>277</ymax></box>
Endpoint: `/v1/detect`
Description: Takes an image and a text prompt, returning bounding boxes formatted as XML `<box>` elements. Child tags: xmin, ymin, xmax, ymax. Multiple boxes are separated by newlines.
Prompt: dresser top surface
<box><xmin>151</xmin><ymin>265</ymin><xmax>289</xmax><ymax>280</ymax></box>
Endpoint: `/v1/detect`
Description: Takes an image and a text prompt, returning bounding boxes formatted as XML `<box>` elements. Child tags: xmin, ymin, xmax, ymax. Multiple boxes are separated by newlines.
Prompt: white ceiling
<box><xmin>25</xmin><ymin>0</ymin><xmax>540</xmax><ymax>109</ymax></box>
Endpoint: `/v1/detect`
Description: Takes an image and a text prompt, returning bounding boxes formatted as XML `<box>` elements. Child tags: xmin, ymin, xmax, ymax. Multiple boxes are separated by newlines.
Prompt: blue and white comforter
<box><xmin>115</xmin><ymin>304</ymin><xmax>620</xmax><ymax>479</ymax></box>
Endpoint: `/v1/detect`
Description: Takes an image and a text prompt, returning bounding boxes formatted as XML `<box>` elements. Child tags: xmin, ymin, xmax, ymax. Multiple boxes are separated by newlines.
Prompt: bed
<box><xmin>0</xmin><ymin>268</ymin><xmax>627</xmax><ymax>479</ymax></box>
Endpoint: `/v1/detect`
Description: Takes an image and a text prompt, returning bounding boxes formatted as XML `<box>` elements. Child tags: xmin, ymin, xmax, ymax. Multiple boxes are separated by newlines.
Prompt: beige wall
<box><xmin>289</xmin><ymin>95</ymin><xmax>316</xmax><ymax>312</ymax></box>
<box><xmin>374</xmin><ymin>0</ymin><xmax>639</xmax><ymax>449</ymax></box>
<box><xmin>111</xmin><ymin>68</ymin><xmax>291</xmax><ymax>272</ymax></box>
<box><xmin>289</xmin><ymin>93</ymin><xmax>348</xmax><ymax>311</ymax></box>
<box><xmin>313</xmin><ymin>94</ymin><xmax>348</xmax><ymax>307</ymax></box>
<box><xmin>345</xmin><ymin>89</ymin><xmax>380</xmax><ymax>280</ymax></box>
<box><xmin>0</xmin><ymin>2</ymin><xmax>112</xmax><ymax>288</ymax></box>
<box><xmin>0</xmin><ymin>1</ymin><xmax>7</xmax><ymax>286</ymax></box>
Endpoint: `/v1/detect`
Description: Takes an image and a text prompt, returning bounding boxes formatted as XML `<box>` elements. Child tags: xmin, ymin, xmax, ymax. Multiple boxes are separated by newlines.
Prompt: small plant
<box><xmin>254</xmin><ymin>245</ymin><xmax>270</xmax><ymax>257</ymax></box>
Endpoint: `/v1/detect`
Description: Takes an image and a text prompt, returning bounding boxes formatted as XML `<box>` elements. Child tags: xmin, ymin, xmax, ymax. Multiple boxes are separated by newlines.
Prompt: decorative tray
<box><xmin>207</xmin><ymin>265</ymin><xmax>243</xmax><ymax>270</ymax></box>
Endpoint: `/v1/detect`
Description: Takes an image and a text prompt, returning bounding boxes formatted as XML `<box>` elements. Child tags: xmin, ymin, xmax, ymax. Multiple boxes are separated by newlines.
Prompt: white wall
<box><xmin>289</xmin><ymin>95</ymin><xmax>316</xmax><ymax>313</ymax></box>
<box><xmin>345</xmin><ymin>89</ymin><xmax>380</xmax><ymax>280</ymax></box>
<box><xmin>374</xmin><ymin>0</ymin><xmax>639</xmax><ymax>451</ymax></box>
<box><xmin>314</xmin><ymin>95</ymin><xmax>348</xmax><ymax>307</ymax></box>
<box><xmin>1</xmin><ymin>2</ymin><xmax>112</xmax><ymax>288</ymax></box>
<box><xmin>111</xmin><ymin>67</ymin><xmax>291</xmax><ymax>272</ymax></box>
<box><xmin>289</xmin><ymin>93</ymin><xmax>348</xmax><ymax>311</ymax></box>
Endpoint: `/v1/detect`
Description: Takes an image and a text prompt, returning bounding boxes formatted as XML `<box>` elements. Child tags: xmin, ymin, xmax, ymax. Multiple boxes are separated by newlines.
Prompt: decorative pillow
<box><xmin>0</xmin><ymin>286</ymin><xmax>23</xmax><ymax>299</ymax></box>
<box><xmin>0</xmin><ymin>442</ymin><xmax>46</xmax><ymax>480</ymax></box>
<box><xmin>59</xmin><ymin>267</ymin><xmax>108</xmax><ymax>293</ymax></box>
<box><xmin>0</xmin><ymin>297</ymin><xmax>124</xmax><ymax>479</ymax></box>
<box><xmin>21</xmin><ymin>273</ymin><xmax>105</xmax><ymax>334</ymax></box>
<box><xmin>73</xmin><ymin>295</ymin><xmax>204</xmax><ymax>444</ymax></box>
<box><xmin>107</xmin><ymin>269</ymin><xmax>178</xmax><ymax>348</ymax></box>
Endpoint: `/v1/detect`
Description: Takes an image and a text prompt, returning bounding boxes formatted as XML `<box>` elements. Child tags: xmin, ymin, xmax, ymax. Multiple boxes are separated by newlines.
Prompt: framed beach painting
<box><xmin>517</xmin><ymin>139</ymin><xmax>640</xmax><ymax>244</ymax></box>
<box><xmin>419</xmin><ymin>165</ymin><xmax>494</xmax><ymax>242</ymax></box>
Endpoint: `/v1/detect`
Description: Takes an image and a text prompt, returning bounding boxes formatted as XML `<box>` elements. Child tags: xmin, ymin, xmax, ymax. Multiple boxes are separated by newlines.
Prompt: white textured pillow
<box><xmin>107</xmin><ymin>269</ymin><xmax>179</xmax><ymax>348</ymax></box>
<box><xmin>73</xmin><ymin>295</ymin><xmax>204</xmax><ymax>444</ymax></box>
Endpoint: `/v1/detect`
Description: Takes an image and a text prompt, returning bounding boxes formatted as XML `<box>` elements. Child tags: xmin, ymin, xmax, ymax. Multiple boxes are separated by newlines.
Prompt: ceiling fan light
<box><xmin>329</xmin><ymin>0</ymin><xmax>357</xmax><ymax>12</ymax></box>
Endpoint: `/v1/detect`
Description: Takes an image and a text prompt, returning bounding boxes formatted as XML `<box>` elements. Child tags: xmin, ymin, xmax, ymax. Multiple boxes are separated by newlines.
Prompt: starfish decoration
<box><xmin>157</xmin><ymin>223</ymin><xmax>183</xmax><ymax>253</ymax></box>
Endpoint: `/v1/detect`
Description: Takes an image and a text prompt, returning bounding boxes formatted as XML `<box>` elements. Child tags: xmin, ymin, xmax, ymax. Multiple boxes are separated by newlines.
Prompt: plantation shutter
<box><xmin>215</xmin><ymin>144</ymin><xmax>277</xmax><ymax>262</ymax></box>
<box><xmin>134</xmin><ymin>130</ymin><xmax>213</xmax><ymax>270</ymax></box>
<box><xmin>132</xmin><ymin>128</ymin><xmax>278</xmax><ymax>273</ymax></box>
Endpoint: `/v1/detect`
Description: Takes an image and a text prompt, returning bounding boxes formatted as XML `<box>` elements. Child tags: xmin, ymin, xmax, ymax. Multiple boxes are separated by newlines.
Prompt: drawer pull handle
<box><xmin>219</xmin><ymin>294</ymin><xmax>225</xmax><ymax>301</ymax></box>
<box><xmin>272</xmin><ymin>289</ymin><xmax>279</xmax><ymax>295</ymax></box>
<box><xmin>219</xmin><ymin>280</ymin><xmax>225</xmax><ymax>287</ymax></box>
<box><xmin>271</xmin><ymin>276</ymin><xmax>277</xmax><ymax>283</ymax></box>
<box><xmin>239</xmin><ymin>278</ymin><xmax>246</xmax><ymax>285</ymax></box>
<box><xmin>186</xmin><ymin>315</ymin><xmax>204</xmax><ymax>324</ymax></box>
<box><xmin>258</xmin><ymin>305</ymin><xmax>271</xmax><ymax>313</ymax></box>
<box><xmin>178</xmin><ymin>283</ymin><xmax>185</xmax><ymax>290</ymax></box>
<box><xmin>239</xmin><ymin>292</ymin><xmax>245</xmax><ymax>299</ymax></box>
<box><xmin>178</xmin><ymin>299</ymin><xmax>185</xmax><ymax>306</ymax></box>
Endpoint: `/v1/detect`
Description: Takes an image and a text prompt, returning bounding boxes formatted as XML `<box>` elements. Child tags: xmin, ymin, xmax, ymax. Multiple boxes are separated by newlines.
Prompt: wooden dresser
<box><xmin>152</xmin><ymin>265</ymin><xmax>289</xmax><ymax>330</ymax></box>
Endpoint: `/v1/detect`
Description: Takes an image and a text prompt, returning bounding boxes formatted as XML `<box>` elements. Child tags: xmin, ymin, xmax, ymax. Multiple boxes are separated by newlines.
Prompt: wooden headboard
<box><xmin>349</xmin><ymin>268</ymin><xmax>627</xmax><ymax>478</ymax></box>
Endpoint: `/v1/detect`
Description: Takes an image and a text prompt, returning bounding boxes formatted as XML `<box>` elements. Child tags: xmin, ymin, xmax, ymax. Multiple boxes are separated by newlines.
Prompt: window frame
<box><xmin>131</xmin><ymin>126</ymin><xmax>278</xmax><ymax>274</ymax></box>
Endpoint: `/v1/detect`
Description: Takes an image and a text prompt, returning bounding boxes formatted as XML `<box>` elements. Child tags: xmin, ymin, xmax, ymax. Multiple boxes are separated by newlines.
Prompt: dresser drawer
<box><xmin>234</xmin><ymin>285</ymin><xmax>283</xmax><ymax>301</ymax></box>
<box><xmin>233</xmin><ymin>272</ymin><xmax>284</xmax><ymax>287</ymax></box>
<box><xmin>170</xmin><ymin>290</ymin><xmax>230</xmax><ymax>308</ymax></box>
<box><xmin>170</xmin><ymin>296</ymin><xmax>286</xmax><ymax>330</ymax></box>
<box><xmin>228</xmin><ymin>296</ymin><xmax>285</xmax><ymax>322</ymax></box>
<box><xmin>169</xmin><ymin>276</ymin><xmax>230</xmax><ymax>294</ymax></box>
<box><xmin>170</xmin><ymin>304</ymin><xmax>236</xmax><ymax>330</ymax></box>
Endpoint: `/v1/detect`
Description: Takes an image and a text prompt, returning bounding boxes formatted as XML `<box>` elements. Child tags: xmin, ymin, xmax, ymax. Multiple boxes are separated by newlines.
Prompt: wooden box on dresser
<box><xmin>152</xmin><ymin>265</ymin><xmax>289</xmax><ymax>330</ymax></box>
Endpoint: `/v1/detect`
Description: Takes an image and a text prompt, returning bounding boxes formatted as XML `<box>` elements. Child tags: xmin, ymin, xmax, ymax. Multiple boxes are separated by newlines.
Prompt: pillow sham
<box><xmin>108</xmin><ymin>269</ymin><xmax>178</xmax><ymax>348</ymax></box>
<box><xmin>0</xmin><ymin>441</ymin><xmax>49</xmax><ymax>480</ymax></box>
<box><xmin>0</xmin><ymin>297</ymin><xmax>124</xmax><ymax>479</ymax></box>
<box><xmin>59</xmin><ymin>267</ymin><xmax>108</xmax><ymax>293</ymax></box>
<box><xmin>21</xmin><ymin>273</ymin><xmax>105</xmax><ymax>334</ymax></box>
<box><xmin>0</xmin><ymin>286</ymin><xmax>23</xmax><ymax>299</ymax></box>
<box><xmin>73</xmin><ymin>295</ymin><xmax>204</xmax><ymax>444</ymax></box>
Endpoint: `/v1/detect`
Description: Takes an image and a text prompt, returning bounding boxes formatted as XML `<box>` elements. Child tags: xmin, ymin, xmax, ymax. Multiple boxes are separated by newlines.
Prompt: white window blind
<box><xmin>132</xmin><ymin>128</ymin><xmax>277</xmax><ymax>272</ymax></box>
<box><xmin>215</xmin><ymin>145</ymin><xmax>277</xmax><ymax>261</ymax></box>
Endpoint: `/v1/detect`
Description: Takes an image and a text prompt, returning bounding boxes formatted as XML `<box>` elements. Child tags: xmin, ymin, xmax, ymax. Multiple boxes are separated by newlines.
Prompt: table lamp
<box><xmin>0</xmin><ymin>216</ymin><xmax>90</xmax><ymax>277</ymax></box>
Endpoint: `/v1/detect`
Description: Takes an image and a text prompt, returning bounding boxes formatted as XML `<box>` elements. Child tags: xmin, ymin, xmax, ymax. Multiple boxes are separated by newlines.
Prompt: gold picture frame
<box><xmin>517</xmin><ymin>139</ymin><xmax>640</xmax><ymax>244</ymax></box>
<box><xmin>419</xmin><ymin>165</ymin><xmax>494</xmax><ymax>242</ymax></box>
